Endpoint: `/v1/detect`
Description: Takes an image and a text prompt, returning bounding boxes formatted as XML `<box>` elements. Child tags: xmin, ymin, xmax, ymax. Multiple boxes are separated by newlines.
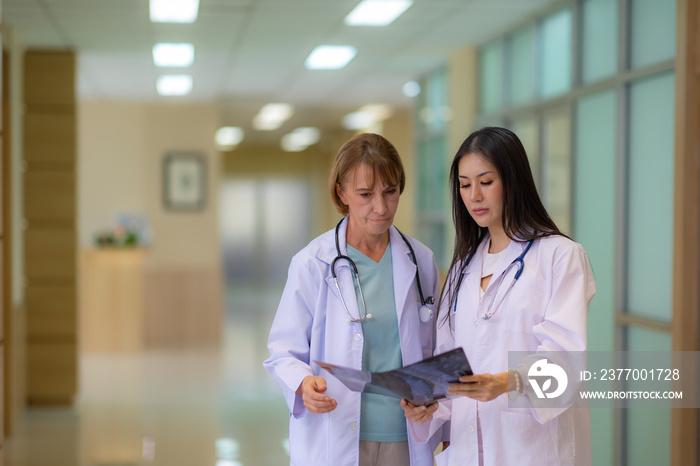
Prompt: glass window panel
<box><xmin>626</xmin><ymin>72</ymin><xmax>675</xmax><ymax>321</ymax></box>
<box><xmin>479</xmin><ymin>40</ymin><xmax>504</xmax><ymax>112</ymax></box>
<box><xmin>630</xmin><ymin>0</ymin><xmax>676</xmax><ymax>69</ymax></box>
<box><xmin>510</xmin><ymin>118</ymin><xmax>540</xmax><ymax>189</ymax></box>
<box><xmin>625</xmin><ymin>327</ymin><xmax>671</xmax><ymax>465</ymax></box>
<box><xmin>425</xmin><ymin>68</ymin><xmax>449</xmax><ymax>133</ymax></box>
<box><xmin>220</xmin><ymin>179</ymin><xmax>258</xmax><ymax>285</ymax></box>
<box><xmin>542</xmin><ymin>110</ymin><xmax>571</xmax><ymax>235</ymax></box>
<box><xmin>574</xmin><ymin>89</ymin><xmax>617</xmax><ymax>466</ymax></box>
<box><xmin>581</xmin><ymin>0</ymin><xmax>618</xmax><ymax>83</ymax></box>
<box><xmin>573</xmin><ymin>90</ymin><xmax>616</xmax><ymax>353</ymax></box>
<box><xmin>508</xmin><ymin>25</ymin><xmax>536</xmax><ymax>107</ymax></box>
<box><xmin>262</xmin><ymin>179</ymin><xmax>311</xmax><ymax>285</ymax></box>
<box><xmin>539</xmin><ymin>8</ymin><xmax>572</xmax><ymax>98</ymax></box>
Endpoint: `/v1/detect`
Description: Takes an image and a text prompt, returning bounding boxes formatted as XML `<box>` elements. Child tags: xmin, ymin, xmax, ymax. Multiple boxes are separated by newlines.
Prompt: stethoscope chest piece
<box><xmin>419</xmin><ymin>305</ymin><xmax>433</xmax><ymax>323</ymax></box>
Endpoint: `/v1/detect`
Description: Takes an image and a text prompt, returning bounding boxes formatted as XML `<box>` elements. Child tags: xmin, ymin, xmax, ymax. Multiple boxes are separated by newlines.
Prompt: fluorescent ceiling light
<box><xmin>150</xmin><ymin>0</ymin><xmax>199</xmax><ymax>23</ymax></box>
<box><xmin>360</xmin><ymin>103</ymin><xmax>393</xmax><ymax>120</ymax></box>
<box><xmin>342</xmin><ymin>111</ymin><xmax>377</xmax><ymax>130</ymax></box>
<box><xmin>253</xmin><ymin>103</ymin><xmax>294</xmax><ymax>131</ymax></box>
<box><xmin>153</xmin><ymin>43</ymin><xmax>195</xmax><ymax>67</ymax></box>
<box><xmin>345</xmin><ymin>0</ymin><xmax>412</xmax><ymax>26</ymax></box>
<box><xmin>281</xmin><ymin>127</ymin><xmax>321</xmax><ymax>152</ymax></box>
<box><xmin>402</xmin><ymin>81</ymin><xmax>420</xmax><ymax>97</ymax></box>
<box><xmin>215</xmin><ymin>127</ymin><xmax>244</xmax><ymax>149</ymax></box>
<box><xmin>156</xmin><ymin>75</ymin><xmax>193</xmax><ymax>96</ymax></box>
<box><xmin>342</xmin><ymin>104</ymin><xmax>393</xmax><ymax>130</ymax></box>
<box><xmin>305</xmin><ymin>45</ymin><xmax>356</xmax><ymax>70</ymax></box>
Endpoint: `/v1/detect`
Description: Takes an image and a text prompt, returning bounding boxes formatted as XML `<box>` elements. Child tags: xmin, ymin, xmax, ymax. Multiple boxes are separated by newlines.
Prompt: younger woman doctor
<box><xmin>402</xmin><ymin>127</ymin><xmax>595</xmax><ymax>465</ymax></box>
<box><xmin>264</xmin><ymin>133</ymin><xmax>442</xmax><ymax>466</ymax></box>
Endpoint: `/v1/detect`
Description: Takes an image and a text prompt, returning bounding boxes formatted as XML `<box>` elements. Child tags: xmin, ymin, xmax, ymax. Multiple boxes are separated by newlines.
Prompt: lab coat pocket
<box><xmin>498</xmin><ymin>410</ymin><xmax>561</xmax><ymax>465</ymax></box>
<box><xmin>434</xmin><ymin>445</ymin><xmax>450</xmax><ymax>466</ymax></box>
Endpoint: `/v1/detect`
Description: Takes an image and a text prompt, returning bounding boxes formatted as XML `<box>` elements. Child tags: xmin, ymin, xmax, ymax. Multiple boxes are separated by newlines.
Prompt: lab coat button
<box><xmin>351</xmin><ymin>422</ymin><xmax>358</xmax><ymax>430</ymax></box>
<box><xmin>354</xmin><ymin>333</ymin><xmax>362</xmax><ymax>341</ymax></box>
<box><xmin>468</xmin><ymin>425</ymin><xmax>475</xmax><ymax>433</ymax></box>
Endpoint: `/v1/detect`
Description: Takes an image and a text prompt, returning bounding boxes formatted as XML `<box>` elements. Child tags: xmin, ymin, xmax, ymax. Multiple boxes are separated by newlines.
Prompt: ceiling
<box><xmin>3</xmin><ymin>0</ymin><xmax>561</xmax><ymax>145</ymax></box>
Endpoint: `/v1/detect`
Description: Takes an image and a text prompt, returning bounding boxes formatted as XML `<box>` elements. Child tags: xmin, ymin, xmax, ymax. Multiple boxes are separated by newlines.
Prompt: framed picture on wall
<box><xmin>162</xmin><ymin>152</ymin><xmax>207</xmax><ymax>211</ymax></box>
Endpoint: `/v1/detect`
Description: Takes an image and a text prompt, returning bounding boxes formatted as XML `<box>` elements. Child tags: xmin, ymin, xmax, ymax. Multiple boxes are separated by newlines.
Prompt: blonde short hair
<box><xmin>328</xmin><ymin>133</ymin><xmax>406</xmax><ymax>216</ymax></box>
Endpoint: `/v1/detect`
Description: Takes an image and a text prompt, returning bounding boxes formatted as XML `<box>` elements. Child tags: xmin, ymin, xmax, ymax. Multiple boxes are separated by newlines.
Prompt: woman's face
<box><xmin>458</xmin><ymin>152</ymin><xmax>504</xmax><ymax>232</ymax></box>
<box><xmin>337</xmin><ymin>163</ymin><xmax>400</xmax><ymax>239</ymax></box>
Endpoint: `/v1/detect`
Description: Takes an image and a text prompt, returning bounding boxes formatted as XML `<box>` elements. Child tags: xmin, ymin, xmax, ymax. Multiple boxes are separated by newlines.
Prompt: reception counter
<box><xmin>79</xmin><ymin>248</ymin><xmax>222</xmax><ymax>352</ymax></box>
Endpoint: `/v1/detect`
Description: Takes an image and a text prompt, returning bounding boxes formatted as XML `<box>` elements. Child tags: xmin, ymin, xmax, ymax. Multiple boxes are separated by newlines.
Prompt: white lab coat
<box><xmin>264</xmin><ymin>218</ymin><xmax>442</xmax><ymax>466</ymax></box>
<box><xmin>410</xmin><ymin>234</ymin><xmax>595</xmax><ymax>466</ymax></box>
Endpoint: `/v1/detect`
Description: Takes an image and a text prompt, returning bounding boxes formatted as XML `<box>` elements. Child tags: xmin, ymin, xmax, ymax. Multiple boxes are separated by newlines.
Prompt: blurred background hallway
<box><xmin>0</xmin><ymin>0</ymin><xmax>698</xmax><ymax>465</ymax></box>
<box><xmin>4</xmin><ymin>285</ymin><xmax>290</xmax><ymax>466</ymax></box>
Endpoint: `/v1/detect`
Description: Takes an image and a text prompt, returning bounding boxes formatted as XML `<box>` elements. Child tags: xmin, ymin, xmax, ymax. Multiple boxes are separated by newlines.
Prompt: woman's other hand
<box><xmin>297</xmin><ymin>375</ymin><xmax>338</xmax><ymax>413</ymax></box>
<box><xmin>447</xmin><ymin>372</ymin><xmax>509</xmax><ymax>402</ymax></box>
<box><xmin>400</xmin><ymin>398</ymin><xmax>438</xmax><ymax>424</ymax></box>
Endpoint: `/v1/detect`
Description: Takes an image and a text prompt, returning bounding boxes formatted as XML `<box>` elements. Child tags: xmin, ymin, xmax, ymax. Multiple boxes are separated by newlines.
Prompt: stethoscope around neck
<box><xmin>331</xmin><ymin>218</ymin><xmax>434</xmax><ymax>324</ymax></box>
<box><xmin>452</xmin><ymin>238</ymin><xmax>534</xmax><ymax>320</ymax></box>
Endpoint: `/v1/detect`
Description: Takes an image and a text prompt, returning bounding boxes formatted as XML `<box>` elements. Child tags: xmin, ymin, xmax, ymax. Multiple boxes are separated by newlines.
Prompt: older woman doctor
<box><xmin>264</xmin><ymin>133</ymin><xmax>441</xmax><ymax>466</ymax></box>
<box><xmin>402</xmin><ymin>127</ymin><xmax>595</xmax><ymax>465</ymax></box>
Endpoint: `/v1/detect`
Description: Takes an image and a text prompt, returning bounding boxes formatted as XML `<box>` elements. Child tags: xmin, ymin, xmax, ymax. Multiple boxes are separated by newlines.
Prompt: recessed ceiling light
<box><xmin>156</xmin><ymin>75</ymin><xmax>193</xmax><ymax>96</ymax></box>
<box><xmin>281</xmin><ymin>127</ymin><xmax>321</xmax><ymax>152</ymax></box>
<box><xmin>215</xmin><ymin>127</ymin><xmax>244</xmax><ymax>150</ymax></box>
<box><xmin>150</xmin><ymin>0</ymin><xmax>199</xmax><ymax>23</ymax></box>
<box><xmin>342</xmin><ymin>111</ymin><xmax>377</xmax><ymax>130</ymax></box>
<box><xmin>153</xmin><ymin>43</ymin><xmax>195</xmax><ymax>67</ymax></box>
<box><xmin>360</xmin><ymin>103</ymin><xmax>393</xmax><ymax>120</ymax></box>
<box><xmin>253</xmin><ymin>103</ymin><xmax>294</xmax><ymax>131</ymax></box>
<box><xmin>402</xmin><ymin>81</ymin><xmax>420</xmax><ymax>97</ymax></box>
<box><xmin>344</xmin><ymin>0</ymin><xmax>412</xmax><ymax>26</ymax></box>
<box><xmin>305</xmin><ymin>45</ymin><xmax>357</xmax><ymax>70</ymax></box>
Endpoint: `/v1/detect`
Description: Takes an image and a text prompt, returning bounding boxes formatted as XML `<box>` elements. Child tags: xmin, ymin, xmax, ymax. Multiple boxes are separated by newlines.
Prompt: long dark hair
<box><xmin>437</xmin><ymin>127</ymin><xmax>565</xmax><ymax>324</ymax></box>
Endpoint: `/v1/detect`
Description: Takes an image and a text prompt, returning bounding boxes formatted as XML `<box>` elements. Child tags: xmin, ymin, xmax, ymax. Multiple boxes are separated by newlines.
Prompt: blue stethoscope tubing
<box><xmin>452</xmin><ymin>239</ymin><xmax>535</xmax><ymax>319</ymax></box>
<box><xmin>331</xmin><ymin>218</ymin><xmax>434</xmax><ymax>323</ymax></box>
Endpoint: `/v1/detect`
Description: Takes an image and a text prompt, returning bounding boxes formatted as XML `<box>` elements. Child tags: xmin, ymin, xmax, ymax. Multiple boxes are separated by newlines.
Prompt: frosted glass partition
<box><xmin>581</xmin><ymin>0</ymin><xmax>617</xmax><ymax>83</ymax></box>
<box><xmin>543</xmin><ymin>111</ymin><xmax>571</xmax><ymax>235</ymax></box>
<box><xmin>508</xmin><ymin>25</ymin><xmax>536</xmax><ymax>107</ymax></box>
<box><xmin>221</xmin><ymin>177</ymin><xmax>312</xmax><ymax>287</ymax></box>
<box><xmin>479</xmin><ymin>40</ymin><xmax>504</xmax><ymax>112</ymax></box>
<box><xmin>539</xmin><ymin>8</ymin><xmax>572</xmax><ymax>98</ymax></box>
<box><xmin>574</xmin><ymin>90</ymin><xmax>616</xmax><ymax>351</ymax></box>
<box><xmin>510</xmin><ymin>118</ymin><xmax>540</xmax><ymax>189</ymax></box>
<box><xmin>574</xmin><ymin>90</ymin><xmax>617</xmax><ymax>466</ymax></box>
<box><xmin>625</xmin><ymin>327</ymin><xmax>672</xmax><ymax>466</ymax></box>
<box><xmin>428</xmin><ymin>69</ymin><xmax>449</xmax><ymax>133</ymax></box>
<box><xmin>417</xmin><ymin>136</ymin><xmax>447</xmax><ymax>212</ymax></box>
<box><xmin>220</xmin><ymin>179</ymin><xmax>258</xmax><ymax>285</ymax></box>
<box><xmin>630</xmin><ymin>0</ymin><xmax>676</xmax><ymax>69</ymax></box>
<box><xmin>263</xmin><ymin>179</ymin><xmax>312</xmax><ymax>285</ymax></box>
<box><xmin>626</xmin><ymin>72</ymin><xmax>675</xmax><ymax>321</ymax></box>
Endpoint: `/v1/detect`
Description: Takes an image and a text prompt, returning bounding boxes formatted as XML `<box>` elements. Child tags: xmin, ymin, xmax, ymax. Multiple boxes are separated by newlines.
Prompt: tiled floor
<box><xmin>4</xmin><ymin>286</ymin><xmax>291</xmax><ymax>466</ymax></box>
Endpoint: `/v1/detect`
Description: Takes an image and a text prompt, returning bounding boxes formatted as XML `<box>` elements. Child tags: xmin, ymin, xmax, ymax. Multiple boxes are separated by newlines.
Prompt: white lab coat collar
<box><xmin>460</xmin><ymin>233</ymin><xmax>534</xmax><ymax>309</ymax></box>
<box><xmin>318</xmin><ymin>217</ymin><xmax>418</xmax><ymax>325</ymax></box>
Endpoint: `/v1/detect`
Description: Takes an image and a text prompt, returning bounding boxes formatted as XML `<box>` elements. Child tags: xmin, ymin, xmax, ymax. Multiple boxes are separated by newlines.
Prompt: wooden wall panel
<box><xmin>23</xmin><ymin>50</ymin><xmax>77</xmax><ymax>405</ymax></box>
<box><xmin>24</xmin><ymin>227</ymin><xmax>76</xmax><ymax>280</ymax></box>
<box><xmin>24</xmin><ymin>171</ymin><xmax>76</xmax><ymax>220</ymax></box>
<box><xmin>23</xmin><ymin>51</ymin><xmax>75</xmax><ymax>106</ymax></box>
<box><xmin>24</xmin><ymin>112</ymin><xmax>75</xmax><ymax>162</ymax></box>
<box><xmin>26</xmin><ymin>342</ymin><xmax>76</xmax><ymax>404</ymax></box>
<box><xmin>3</xmin><ymin>45</ymin><xmax>13</xmax><ymax>437</ymax></box>
<box><xmin>26</xmin><ymin>287</ymin><xmax>76</xmax><ymax>337</ymax></box>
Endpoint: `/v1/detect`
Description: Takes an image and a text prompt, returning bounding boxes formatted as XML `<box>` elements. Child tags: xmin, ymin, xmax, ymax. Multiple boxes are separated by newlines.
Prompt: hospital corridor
<box><xmin>0</xmin><ymin>0</ymin><xmax>697</xmax><ymax>465</ymax></box>
<box><xmin>3</xmin><ymin>284</ymin><xmax>292</xmax><ymax>466</ymax></box>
